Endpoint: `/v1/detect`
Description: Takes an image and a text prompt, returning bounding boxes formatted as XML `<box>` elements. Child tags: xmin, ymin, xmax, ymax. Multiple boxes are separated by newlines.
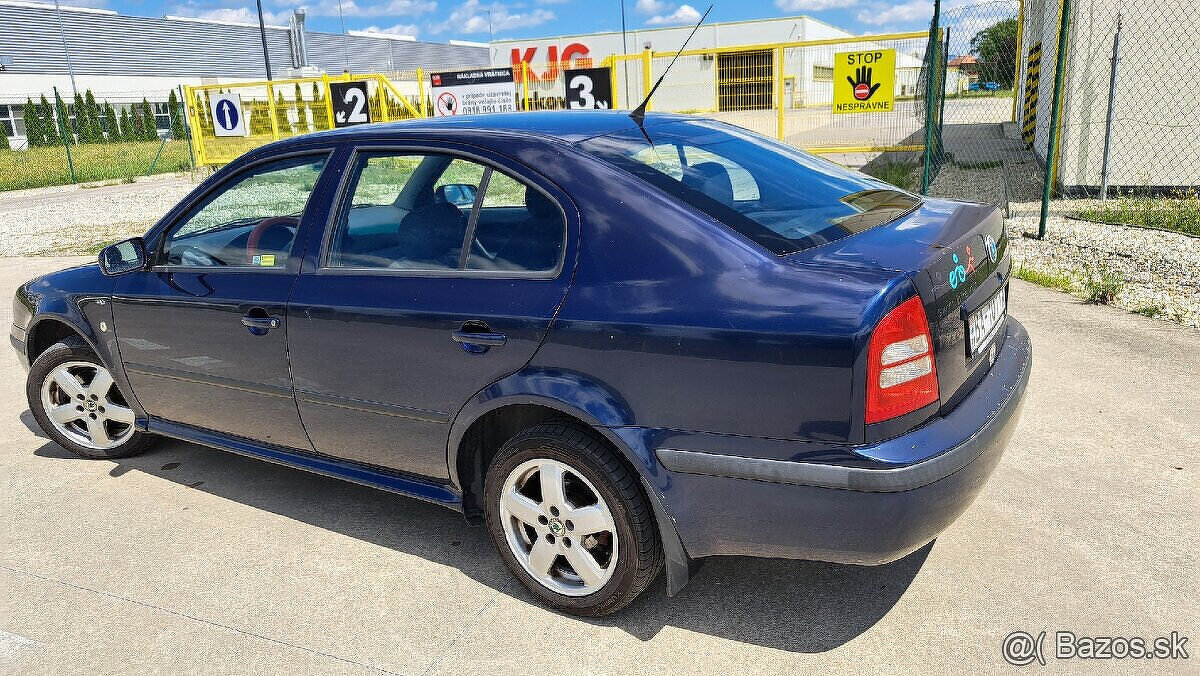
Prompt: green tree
<box><xmin>102</xmin><ymin>102</ymin><xmax>118</xmax><ymax>142</ymax></box>
<box><xmin>311</xmin><ymin>83</ymin><xmax>327</xmax><ymax>130</ymax></box>
<box><xmin>37</xmin><ymin>96</ymin><xmax>55</xmax><ymax>146</ymax></box>
<box><xmin>127</xmin><ymin>105</ymin><xmax>142</xmax><ymax>141</ymax></box>
<box><xmin>22</xmin><ymin>98</ymin><xmax>43</xmax><ymax>147</ymax></box>
<box><xmin>168</xmin><ymin>89</ymin><xmax>186</xmax><ymax>140</ymax></box>
<box><xmin>71</xmin><ymin>92</ymin><xmax>86</xmax><ymax>141</ymax></box>
<box><xmin>0</xmin><ymin>126</ymin><xmax>9</xmax><ymax>151</ymax></box>
<box><xmin>83</xmin><ymin>90</ymin><xmax>102</xmax><ymax>143</ymax></box>
<box><xmin>53</xmin><ymin>91</ymin><xmax>72</xmax><ymax>145</ymax></box>
<box><xmin>970</xmin><ymin>17</ymin><xmax>1019</xmax><ymax>88</ymax></box>
<box><xmin>140</xmin><ymin>99</ymin><xmax>158</xmax><ymax>140</ymax></box>
<box><xmin>119</xmin><ymin>107</ymin><xmax>132</xmax><ymax>141</ymax></box>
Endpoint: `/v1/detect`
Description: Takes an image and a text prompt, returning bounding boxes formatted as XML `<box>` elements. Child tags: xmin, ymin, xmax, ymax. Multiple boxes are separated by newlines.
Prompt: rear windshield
<box><xmin>578</xmin><ymin>119</ymin><xmax>920</xmax><ymax>255</ymax></box>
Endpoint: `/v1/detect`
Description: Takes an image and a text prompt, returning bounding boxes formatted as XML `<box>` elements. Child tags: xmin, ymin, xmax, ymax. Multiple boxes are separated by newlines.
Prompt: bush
<box><xmin>1074</xmin><ymin>189</ymin><xmax>1200</xmax><ymax>237</ymax></box>
<box><xmin>1081</xmin><ymin>263</ymin><xmax>1124</xmax><ymax>305</ymax></box>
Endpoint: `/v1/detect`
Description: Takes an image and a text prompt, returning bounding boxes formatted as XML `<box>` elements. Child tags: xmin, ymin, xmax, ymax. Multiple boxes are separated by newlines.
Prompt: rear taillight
<box><xmin>866</xmin><ymin>295</ymin><xmax>939</xmax><ymax>424</ymax></box>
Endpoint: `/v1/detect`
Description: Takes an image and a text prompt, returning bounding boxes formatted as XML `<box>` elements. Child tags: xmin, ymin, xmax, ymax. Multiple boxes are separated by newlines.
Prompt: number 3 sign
<box><xmin>330</xmin><ymin>81</ymin><xmax>372</xmax><ymax>127</ymax></box>
<box><xmin>564</xmin><ymin>68</ymin><xmax>613</xmax><ymax>110</ymax></box>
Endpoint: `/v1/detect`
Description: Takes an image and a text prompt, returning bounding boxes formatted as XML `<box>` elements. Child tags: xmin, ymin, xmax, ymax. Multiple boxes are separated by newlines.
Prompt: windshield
<box><xmin>578</xmin><ymin>119</ymin><xmax>920</xmax><ymax>255</ymax></box>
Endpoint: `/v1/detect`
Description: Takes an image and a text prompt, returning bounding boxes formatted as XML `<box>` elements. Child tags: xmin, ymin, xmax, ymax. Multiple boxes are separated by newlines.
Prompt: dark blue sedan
<box><xmin>12</xmin><ymin>111</ymin><xmax>1030</xmax><ymax>616</ymax></box>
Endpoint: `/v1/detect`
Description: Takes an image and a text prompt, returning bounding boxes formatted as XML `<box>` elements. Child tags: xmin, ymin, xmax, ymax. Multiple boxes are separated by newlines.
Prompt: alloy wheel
<box><xmin>40</xmin><ymin>361</ymin><xmax>136</xmax><ymax>451</ymax></box>
<box><xmin>498</xmin><ymin>458</ymin><xmax>619</xmax><ymax>596</ymax></box>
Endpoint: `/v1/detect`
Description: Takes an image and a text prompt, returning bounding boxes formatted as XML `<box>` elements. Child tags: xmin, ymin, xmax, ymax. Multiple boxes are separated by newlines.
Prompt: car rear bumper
<box><xmin>652</xmin><ymin>317</ymin><xmax>1031</xmax><ymax>564</ymax></box>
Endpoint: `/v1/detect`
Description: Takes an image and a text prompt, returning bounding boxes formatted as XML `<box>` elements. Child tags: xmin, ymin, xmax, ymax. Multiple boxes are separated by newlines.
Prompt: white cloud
<box><xmin>428</xmin><ymin>0</ymin><xmax>555</xmax><ymax>35</ymax></box>
<box><xmin>855</xmin><ymin>0</ymin><xmax>975</xmax><ymax>27</ymax></box>
<box><xmin>172</xmin><ymin>5</ymin><xmax>292</xmax><ymax>24</ymax></box>
<box><xmin>646</xmin><ymin>3</ymin><xmax>700</xmax><ymax>26</ymax></box>
<box><xmin>362</xmin><ymin>23</ymin><xmax>421</xmax><ymax>37</ymax></box>
<box><xmin>855</xmin><ymin>0</ymin><xmax>927</xmax><ymax>26</ymax></box>
<box><xmin>774</xmin><ymin>0</ymin><xmax>857</xmax><ymax>11</ymax></box>
<box><xmin>635</xmin><ymin>0</ymin><xmax>669</xmax><ymax>14</ymax></box>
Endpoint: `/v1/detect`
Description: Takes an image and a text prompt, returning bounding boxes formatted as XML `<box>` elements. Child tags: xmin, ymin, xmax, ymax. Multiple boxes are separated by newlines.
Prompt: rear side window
<box><xmin>326</xmin><ymin>151</ymin><xmax>564</xmax><ymax>274</ymax></box>
<box><xmin>579</xmin><ymin>119</ymin><xmax>919</xmax><ymax>255</ymax></box>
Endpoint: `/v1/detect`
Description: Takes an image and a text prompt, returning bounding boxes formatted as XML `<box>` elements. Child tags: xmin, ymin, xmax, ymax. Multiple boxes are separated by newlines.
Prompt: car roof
<box><xmin>281</xmin><ymin>110</ymin><xmax>693</xmax><ymax>147</ymax></box>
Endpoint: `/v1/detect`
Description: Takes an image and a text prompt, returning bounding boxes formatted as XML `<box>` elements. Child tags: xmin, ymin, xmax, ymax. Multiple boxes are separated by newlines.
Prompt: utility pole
<box><xmin>52</xmin><ymin>0</ymin><xmax>78</xmax><ymax>99</ymax></box>
<box><xmin>255</xmin><ymin>0</ymin><xmax>273</xmax><ymax>79</ymax></box>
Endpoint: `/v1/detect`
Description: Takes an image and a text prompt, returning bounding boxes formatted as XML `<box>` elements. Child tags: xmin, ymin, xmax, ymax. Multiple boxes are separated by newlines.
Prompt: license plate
<box><xmin>967</xmin><ymin>288</ymin><xmax>1006</xmax><ymax>357</ymax></box>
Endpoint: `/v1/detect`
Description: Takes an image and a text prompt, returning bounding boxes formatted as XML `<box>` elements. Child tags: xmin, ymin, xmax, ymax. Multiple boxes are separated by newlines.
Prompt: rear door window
<box><xmin>325</xmin><ymin>151</ymin><xmax>564</xmax><ymax>274</ymax></box>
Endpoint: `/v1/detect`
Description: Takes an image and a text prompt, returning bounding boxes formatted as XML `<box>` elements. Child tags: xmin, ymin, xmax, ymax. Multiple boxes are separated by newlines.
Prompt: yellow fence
<box><xmin>185</xmin><ymin>73</ymin><xmax>423</xmax><ymax>165</ymax></box>
<box><xmin>186</xmin><ymin>30</ymin><xmax>965</xmax><ymax>166</ymax></box>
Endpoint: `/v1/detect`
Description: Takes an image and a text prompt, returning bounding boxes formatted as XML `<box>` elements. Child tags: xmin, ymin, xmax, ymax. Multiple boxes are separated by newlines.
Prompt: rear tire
<box><xmin>27</xmin><ymin>337</ymin><xmax>156</xmax><ymax>459</ymax></box>
<box><xmin>484</xmin><ymin>421</ymin><xmax>663</xmax><ymax>616</ymax></box>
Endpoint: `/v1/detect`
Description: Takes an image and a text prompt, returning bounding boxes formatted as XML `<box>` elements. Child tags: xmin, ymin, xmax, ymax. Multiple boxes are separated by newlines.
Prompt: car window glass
<box><xmin>327</xmin><ymin>153</ymin><xmax>484</xmax><ymax>270</ymax></box>
<box><xmin>162</xmin><ymin>155</ymin><xmax>326</xmax><ymax>268</ymax></box>
<box><xmin>465</xmin><ymin>171</ymin><xmax>564</xmax><ymax>273</ymax></box>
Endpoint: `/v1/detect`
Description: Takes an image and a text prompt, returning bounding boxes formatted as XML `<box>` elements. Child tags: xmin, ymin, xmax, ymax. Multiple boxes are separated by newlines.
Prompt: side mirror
<box><xmin>436</xmin><ymin>183</ymin><xmax>478</xmax><ymax>207</ymax></box>
<box><xmin>98</xmin><ymin>237</ymin><xmax>148</xmax><ymax>276</ymax></box>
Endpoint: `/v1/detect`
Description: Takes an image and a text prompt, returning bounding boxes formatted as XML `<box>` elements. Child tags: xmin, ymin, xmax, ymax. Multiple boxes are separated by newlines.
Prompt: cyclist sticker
<box><xmin>832</xmin><ymin>49</ymin><xmax>895</xmax><ymax>114</ymax></box>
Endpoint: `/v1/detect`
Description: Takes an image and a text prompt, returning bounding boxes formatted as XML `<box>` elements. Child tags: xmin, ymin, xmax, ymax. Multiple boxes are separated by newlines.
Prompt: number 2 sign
<box><xmin>330</xmin><ymin>81</ymin><xmax>372</xmax><ymax>127</ymax></box>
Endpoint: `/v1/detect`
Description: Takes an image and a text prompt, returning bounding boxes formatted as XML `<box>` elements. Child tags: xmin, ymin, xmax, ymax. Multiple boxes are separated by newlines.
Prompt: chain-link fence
<box><xmin>0</xmin><ymin>86</ymin><xmax>195</xmax><ymax>191</ymax></box>
<box><xmin>914</xmin><ymin>0</ymin><xmax>1025</xmax><ymax>209</ymax></box>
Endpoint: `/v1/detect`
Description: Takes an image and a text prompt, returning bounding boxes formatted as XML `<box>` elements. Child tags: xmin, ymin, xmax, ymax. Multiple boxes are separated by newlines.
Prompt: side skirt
<box><xmin>147</xmin><ymin>419</ymin><xmax>463</xmax><ymax>509</ymax></box>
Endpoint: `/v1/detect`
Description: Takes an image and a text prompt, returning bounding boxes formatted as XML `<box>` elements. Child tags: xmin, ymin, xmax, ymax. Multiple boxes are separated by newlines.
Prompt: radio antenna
<box><xmin>630</xmin><ymin>5</ymin><xmax>712</xmax><ymax>125</ymax></box>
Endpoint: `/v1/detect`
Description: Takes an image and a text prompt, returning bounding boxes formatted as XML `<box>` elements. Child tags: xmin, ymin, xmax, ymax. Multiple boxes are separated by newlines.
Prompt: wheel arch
<box><xmin>448</xmin><ymin>369</ymin><xmax>696</xmax><ymax>595</ymax></box>
<box><xmin>26</xmin><ymin>314</ymin><xmax>100</xmax><ymax>364</ymax></box>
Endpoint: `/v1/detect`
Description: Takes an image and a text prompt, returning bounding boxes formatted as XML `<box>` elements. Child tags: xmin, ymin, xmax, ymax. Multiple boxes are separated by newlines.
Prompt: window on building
<box><xmin>153</xmin><ymin>102</ymin><xmax>171</xmax><ymax>132</ymax></box>
<box><xmin>813</xmin><ymin>65</ymin><xmax>834</xmax><ymax>82</ymax></box>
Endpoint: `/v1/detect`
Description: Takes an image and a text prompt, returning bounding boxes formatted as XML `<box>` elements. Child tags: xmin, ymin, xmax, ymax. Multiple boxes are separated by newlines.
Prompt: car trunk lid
<box><xmin>790</xmin><ymin>198</ymin><xmax>1011</xmax><ymax>415</ymax></box>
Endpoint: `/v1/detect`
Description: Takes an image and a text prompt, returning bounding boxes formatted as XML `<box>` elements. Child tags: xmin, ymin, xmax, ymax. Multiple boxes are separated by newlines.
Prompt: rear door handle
<box><xmin>451</xmin><ymin>331</ymin><xmax>507</xmax><ymax>346</ymax></box>
<box><xmin>241</xmin><ymin>314</ymin><xmax>281</xmax><ymax>332</ymax></box>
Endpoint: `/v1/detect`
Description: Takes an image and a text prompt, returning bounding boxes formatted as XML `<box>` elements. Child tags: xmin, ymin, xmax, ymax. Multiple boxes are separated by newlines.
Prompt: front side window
<box><xmin>580</xmin><ymin>119</ymin><xmax>920</xmax><ymax>255</ymax></box>
<box><xmin>326</xmin><ymin>151</ymin><xmax>564</xmax><ymax>273</ymax></box>
<box><xmin>162</xmin><ymin>154</ymin><xmax>327</xmax><ymax>267</ymax></box>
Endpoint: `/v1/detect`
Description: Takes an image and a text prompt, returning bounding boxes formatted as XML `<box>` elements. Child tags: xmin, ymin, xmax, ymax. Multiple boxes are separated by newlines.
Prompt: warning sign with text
<box><xmin>430</xmin><ymin>68</ymin><xmax>517</xmax><ymax>117</ymax></box>
<box><xmin>832</xmin><ymin>49</ymin><xmax>895</xmax><ymax>114</ymax></box>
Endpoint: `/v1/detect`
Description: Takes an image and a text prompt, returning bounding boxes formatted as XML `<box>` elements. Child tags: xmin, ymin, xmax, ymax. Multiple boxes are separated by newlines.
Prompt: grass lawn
<box><xmin>0</xmin><ymin>140</ymin><xmax>193</xmax><ymax>192</ymax></box>
<box><xmin>1073</xmin><ymin>193</ymin><xmax>1200</xmax><ymax>237</ymax></box>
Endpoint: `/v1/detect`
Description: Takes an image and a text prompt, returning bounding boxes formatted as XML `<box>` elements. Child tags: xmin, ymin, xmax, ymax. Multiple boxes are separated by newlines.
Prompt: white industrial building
<box><xmin>490</xmin><ymin>16</ymin><xmax>938</xmax><ymax>112</ymax></box>
<box><xmin>0</xmin><ymin>0</ymin><xmax>487</xmax><ymax>147</ymax></box>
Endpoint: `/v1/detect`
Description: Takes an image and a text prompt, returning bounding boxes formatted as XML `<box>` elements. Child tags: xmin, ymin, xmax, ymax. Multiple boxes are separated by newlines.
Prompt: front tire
<box><xmin>484</xmin><ymin>421</ymin><xmax>663</xmax><ymax>616</ymax></box>
<box><xmin>27</xmin><ymin>337</ymin><xmax>156</xmax><ymax>459</ymax></box>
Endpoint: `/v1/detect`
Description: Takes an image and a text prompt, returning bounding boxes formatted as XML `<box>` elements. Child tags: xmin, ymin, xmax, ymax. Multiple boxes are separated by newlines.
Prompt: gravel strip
<box><xmin>0</xmin><ymin>174</ymin><xmax>203</xmax><ymax>256</ymax></box>
<box><xmin>1007</xmin><ymin>201</ymin><xmax>1200</xmax><ymax>328</ymax></box>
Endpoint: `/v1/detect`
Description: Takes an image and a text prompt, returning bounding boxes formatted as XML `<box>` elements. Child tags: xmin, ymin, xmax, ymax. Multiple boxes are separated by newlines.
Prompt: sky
<box><xmin>51</xmin><ymin>0</ymin><xmax>947</xmax><ymax>44</ymax></box>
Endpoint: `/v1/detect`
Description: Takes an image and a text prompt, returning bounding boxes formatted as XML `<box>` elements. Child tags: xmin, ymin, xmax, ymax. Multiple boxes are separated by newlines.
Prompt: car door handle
<box><xmin>451</xmin><ymin>322</ymin><xmax>506</xmax><ymax>354</ymax></box>
<box><xmin>241</xmin><ymin>315</ymin><xmax>281</xmax><ymax>331</ymax></box>
<box><xmin>451</xmin><ymin>330</ymin><xmax>507</xmax><ymax>347</ymax></box>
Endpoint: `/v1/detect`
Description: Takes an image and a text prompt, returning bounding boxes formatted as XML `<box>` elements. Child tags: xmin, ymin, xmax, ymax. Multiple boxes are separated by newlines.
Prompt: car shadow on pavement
<box><xmin>31</xmin><ymin>435</ymin><xmax>930</xmax><ymax>653</ymax></box>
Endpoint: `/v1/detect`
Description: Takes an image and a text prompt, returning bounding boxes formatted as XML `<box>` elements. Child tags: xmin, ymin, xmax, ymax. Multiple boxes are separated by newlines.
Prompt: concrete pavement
<box><xmin>1</xmin><ymin>257</ymin><xmax>1196</xmax><ymax>674</ymax></box>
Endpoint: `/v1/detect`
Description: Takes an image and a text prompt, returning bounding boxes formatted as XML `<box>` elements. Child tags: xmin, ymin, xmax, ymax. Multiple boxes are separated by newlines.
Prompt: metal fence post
<box><xmin>1099</xmin><ymin>11</ymin><xmax>1122</xmax><ymax>201</ymax></box>
<box><xmin>417</xmin><ymin>67</ymin><xmax>427</xmax><ymax>117</ymax></box>
<box><xmin>642</xmin><ymin>47</ymin><xmax>652</xmax><ymax>111</ymax></box>
<box><xmin>178</xmin><ymin>84</ymin><xmax>196</xmax><ymax>170</ymax></box>
<box><xmin>921</xmin><ymin>0</ymin><xmax>942</xmax><ymax>194</ymax></box>
<box><xmin>52</xmin><ymin>86</ymin><xmax>76</xmax><ymax>184</ymax></box>
<box><xmin>522</xmin><ymin>61</ymin><xmax>531</xmax><ymax>110</ymax></box>
<box><xmin>1038</xmin><ymin>0</ymin><xmax>1073</xmax><ymax>239</ymax></box>
<box><xmin>266</xmin><ymin>82</ymin><xmax>281</xmax><ymax>140</ymax></box>
<box><xmin>1011</xmin><ymin>0</ymin><xmax>1025</xmax><ymax>122</ymax></box>
<box><xmin>321</xmin><ymin>73</ymin><xmax>335</xmax><ymax>129</ymax></box>
<box><xmin>775</xmin><ymin>47</ymin><xmax>785</xmax><ymax>141</ymax></box>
